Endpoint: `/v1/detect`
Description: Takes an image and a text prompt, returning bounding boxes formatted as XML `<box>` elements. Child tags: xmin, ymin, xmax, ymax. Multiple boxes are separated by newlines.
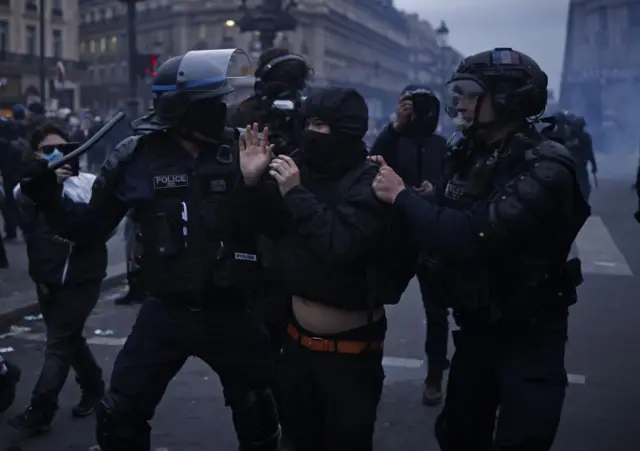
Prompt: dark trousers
<box><xmin>1</xmin><ymin>180</ymin><xmax>19</xmax><ymax>237</ymax></box>
<box><xmin>0</xmin><ymin>231</ymin><xmax>7</xmax><ymax>265</ymax></box>
<box><xmin>280</xmin><ymin>319</ymin><xmax>386</xmax><ymax>451</ymax></box>
<box><xmin>32</xmin><ymin>280</ymin><xmax>104</xmax><ymax>410</ymax></box>
<box><xmin>576</xmin><ymin>167</ymin><xmax>591</xmax><ymax>203</ymax></box>
<box><xmin>104</xmin><ymin>299</ymin><xmax>275</xmax><ymax>446</ymax></box>
<box><xmin>416</xmin><ymin>266</ymin><xmax>450</xmax><ymax>372</ymax></box>
<box><xmin>435</xmin><ymin>316</ymin><xmax>568</xmax><ymax>451</ymax></box>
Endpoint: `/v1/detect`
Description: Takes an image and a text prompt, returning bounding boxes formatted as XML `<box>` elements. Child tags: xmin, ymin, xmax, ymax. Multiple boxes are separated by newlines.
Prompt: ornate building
<box><xmin>0</xmin><ymin>0</ymin><xmax>83</xmax><ymax>110</ymax></box>
<box><xmin>78</xmin><ymin>0</ymin><xmax>462</xmax><ymax>118</ymax></box>
<box><xmin>560</xmin><ymin>0</ymin><xmax>640</xmax><ymax>151</ymax></box>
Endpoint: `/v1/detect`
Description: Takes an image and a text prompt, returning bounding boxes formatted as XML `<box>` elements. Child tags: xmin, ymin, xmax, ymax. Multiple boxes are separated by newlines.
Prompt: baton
<box><xmin>48</xmin><ymin>111</ymin><xmax>126</xmax><ymax>171</ymax></box>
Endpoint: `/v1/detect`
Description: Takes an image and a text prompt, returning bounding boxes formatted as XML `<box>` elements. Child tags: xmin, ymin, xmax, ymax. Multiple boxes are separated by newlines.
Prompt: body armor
<box><xmin>132</xmin><ymin>135</ymin><xmax>261</xmax><ymax>303</ymax></box>
<box><xmin>425</xmin><ymin>133</ymin><xmax>587</xmax><ymax>323</ymax></box>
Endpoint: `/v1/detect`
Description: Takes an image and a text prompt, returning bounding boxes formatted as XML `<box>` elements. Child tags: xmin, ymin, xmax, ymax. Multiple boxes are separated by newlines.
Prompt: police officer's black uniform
<box><xmin>377</xmin><ymin>49</ymin><xmax>590</xmax><ymax>451</ymax></box>
<box><xmin>542</xmin><ymin>112</ymin><xmax>596</xmax><ymax>202</ymax></box>
<box><xmin>19</xmin><ymin>49</ymin><xmax>280</xmax><ymax>451</ymax></box>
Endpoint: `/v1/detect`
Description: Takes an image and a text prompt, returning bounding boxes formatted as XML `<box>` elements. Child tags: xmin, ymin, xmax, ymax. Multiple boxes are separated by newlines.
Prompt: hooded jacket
<box><xmin>269</xmin><ymin>88</ymin><xmax>388</xmax><ymax>310</ymax></box>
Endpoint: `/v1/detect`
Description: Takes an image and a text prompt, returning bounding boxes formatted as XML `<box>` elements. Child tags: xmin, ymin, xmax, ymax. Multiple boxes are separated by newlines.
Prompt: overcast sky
<box><xmin>394</xmin><ymin>0</ymin><xmax>570</xmax><ymax>94</ymax></box>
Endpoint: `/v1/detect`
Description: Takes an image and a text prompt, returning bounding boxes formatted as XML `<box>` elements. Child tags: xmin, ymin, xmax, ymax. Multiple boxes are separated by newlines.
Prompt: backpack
<box><xmin>336</xmin><ymin>160</ymin><xmax>418</xmax><ymax>307</ymax></box>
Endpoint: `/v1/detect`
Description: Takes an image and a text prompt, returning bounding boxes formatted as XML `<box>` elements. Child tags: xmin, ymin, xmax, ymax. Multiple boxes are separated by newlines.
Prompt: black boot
<box><xmin>114</xmin><ymin>272</ymin><xmax>145</xmax><ymax>305</ymax></box>
<box><xmin>72</xmin><ymin>387</ymin><xmax>104</xmax><ymax>417</ymax></box>
<box><xmin>8</xmin><ymin>404</ymin><xmax>55</xmax><ymax>434</ymax></box>
<box><xmin>0</xmin><ymin>358</ymin><xmax>21</xmax><ymax>413</ymax></box>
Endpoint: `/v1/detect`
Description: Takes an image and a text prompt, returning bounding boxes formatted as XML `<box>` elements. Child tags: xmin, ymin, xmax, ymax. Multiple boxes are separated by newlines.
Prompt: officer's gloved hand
<box><xmin>20</xmin><ymin>158</ymin><xmax>59</xmax><ymax>206</ymax></box>
<box><xmin>635</xmin><ymin>209</ymin><xmax>640</xmax><ymax>224</ymax></box>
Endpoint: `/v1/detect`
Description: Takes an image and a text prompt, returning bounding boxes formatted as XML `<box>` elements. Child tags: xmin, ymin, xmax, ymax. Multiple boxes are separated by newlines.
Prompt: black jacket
<box><xmin>370</xmin><ymin>124</ymin><xmax>448</xmax><ymax>187</ymax></box>
<box><xmin>269</xmin><ymin>164</ymin><xmax>388</xmax><ymax>310</ymax></box>
<box><xmin>16</xmin><ymin>178</ymin><xmax>108</xmax><ymax>285</ymax></box>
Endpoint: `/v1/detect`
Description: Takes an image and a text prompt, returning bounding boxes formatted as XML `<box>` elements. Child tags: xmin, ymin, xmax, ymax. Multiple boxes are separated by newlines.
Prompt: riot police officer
<box><xmin>371</xmin><ymin>48</ymin><xmax>589</xmax><ymax>451</ymax></box>
<box><xmin>542</xmin><ymin>111</ymin><xmax>596</xmax><ymax>202</ymax></box>
<box><xmin>19</xmin><ymin>49</ymin><xmax>281</xmax><ymax>451</ymax></box>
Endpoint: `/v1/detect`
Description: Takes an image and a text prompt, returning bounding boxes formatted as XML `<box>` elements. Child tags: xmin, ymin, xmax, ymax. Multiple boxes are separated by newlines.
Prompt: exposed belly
<box><xmin>292</xmin><ymin>295</ymin><xmax>384</xmax><ymax>335</ymax></box>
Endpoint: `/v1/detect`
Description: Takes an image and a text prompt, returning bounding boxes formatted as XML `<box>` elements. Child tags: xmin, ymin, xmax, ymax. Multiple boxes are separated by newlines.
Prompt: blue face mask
<box><xmin>41</xmin><ymin>149</ymin><xmax>64</xmax><ymax>163</ymax></box>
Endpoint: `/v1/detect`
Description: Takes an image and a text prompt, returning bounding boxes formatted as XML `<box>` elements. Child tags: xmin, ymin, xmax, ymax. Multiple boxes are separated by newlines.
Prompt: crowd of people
<box><xmin>0</xmin><ymin>44</ymin><xmax>634</xmax><ymax>451</ymax></box>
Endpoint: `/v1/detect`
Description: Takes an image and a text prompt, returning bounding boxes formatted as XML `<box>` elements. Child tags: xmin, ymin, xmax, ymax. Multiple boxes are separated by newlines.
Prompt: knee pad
<box><xmin>230</xmin><ymin>388</ymin><xmax>281</xmax><ymax>451</ymax></box>
<box><xmin>96</xmin><ymin>392</ymin><xmax>150</xmax><ymax>451</ymax></box>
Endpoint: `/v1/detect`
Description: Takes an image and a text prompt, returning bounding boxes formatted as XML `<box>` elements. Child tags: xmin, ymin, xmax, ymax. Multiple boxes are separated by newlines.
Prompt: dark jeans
<box><xmin>280</xmin><ymin>318</ymin><xmax>386</xmax><ymax>451</ymax></box>
<box><xmin>435</xmin><ymin>316</ymin><xmax>568</xmax><ymax>451</ymax></box>
<box><xmin>416</xmin><ymin>266</ymin><xmax>450</xmax><ymax>372</ymax></box>
<box><xmin>32</xmin><ymin>280</ymin><xmax>104</xmax><ymax>410</ymax></box>
<box><xmin>1</xmin><ymin>180</ymin><xmax>18</xmax><ymax>237</ymax></box>
<box><xmin>106</xmin><ymin>299</ymin><xmax>274</xmax><ymax>436</ymax></box>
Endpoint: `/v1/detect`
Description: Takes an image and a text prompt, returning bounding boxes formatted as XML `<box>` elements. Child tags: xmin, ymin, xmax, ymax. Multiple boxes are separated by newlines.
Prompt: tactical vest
<box><xmin>426</xmin><ymin>135</ymin><xmax>584</xmax><ymax>322</ymax></box>
<box><xmin>133</xmin><ymin>138</ymin><xmax>262</xmax><ymax>304</ymax></box>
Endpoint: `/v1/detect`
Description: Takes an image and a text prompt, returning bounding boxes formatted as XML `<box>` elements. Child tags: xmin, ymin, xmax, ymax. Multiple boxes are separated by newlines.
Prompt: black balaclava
<box><xmin>178</xmin><ymin>97</ymin><xmax>227</xmax><ymax>145</ymax></box>
<box><xmin>300</xmin><ymin>87</ymin><xmax>368</xmax><ymax>176</ymax></box>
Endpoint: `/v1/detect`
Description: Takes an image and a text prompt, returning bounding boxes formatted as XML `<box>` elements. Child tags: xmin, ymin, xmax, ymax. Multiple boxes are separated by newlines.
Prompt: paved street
<box><xmin>0</xmin><ymin>176</ymin><xmax>638</xmax><ymax>450</ymax></box>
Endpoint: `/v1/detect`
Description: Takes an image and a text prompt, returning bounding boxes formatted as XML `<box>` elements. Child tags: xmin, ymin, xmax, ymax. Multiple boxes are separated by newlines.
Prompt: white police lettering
<box><xmin>234</xmin><ymin>252</ymin><xmax>257</xmax><ymax>262</ymax></box>
<box><xmin>153</xmin><ymin>174</ymin><xmax>189</xmax><ymax>189</ymax></box>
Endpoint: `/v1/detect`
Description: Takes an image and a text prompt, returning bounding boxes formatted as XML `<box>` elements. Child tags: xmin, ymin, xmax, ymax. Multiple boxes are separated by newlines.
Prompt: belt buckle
<box><xmin>307</xmin><ymin>335</ymin><xmax>335</xmax><ymax>352</ymax></box>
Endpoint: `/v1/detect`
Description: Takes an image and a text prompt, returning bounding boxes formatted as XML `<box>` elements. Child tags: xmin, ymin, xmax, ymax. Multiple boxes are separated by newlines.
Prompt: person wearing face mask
<box><xmin>17</xmin><ymin>49</ymin><xmax>281</xmax><ymax>451</ymax></box>
<box><xmin>9</xmin><ymin>123</ymin><xmax>107</xmax><ymax>433</ymax></box>
<box><xmin>370</xmin><ymin>86</ymin><xmax>451</xmax><ymax>405</ymax></box>
<box><xmin>258</xmin><ymin>87</ymin><xmax>392</xmax><ymax>451</ymax></box>
<box><xmin>371</xmin><ymin>48</ymin><xmax>589</xmax><ymax>451</ymax></box>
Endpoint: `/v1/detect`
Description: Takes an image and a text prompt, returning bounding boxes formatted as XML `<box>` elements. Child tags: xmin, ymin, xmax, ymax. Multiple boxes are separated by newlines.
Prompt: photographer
<box><xmin>227</xmin><ymin>49</ymin><xmax>312</xmax><ymax>440</ymax></box>
<box><xmin>9</xmin><ymin>123</ymin><xmax>107</xmax><ymax>433</ymax></box>
<box><xmin>227</xmin><ymin>48</ymin><xmax>312</xmax><ymax>155</ymax></box>
<box><xmin>370</xmin><ymin>85</ymin><xmax>450</xmax><ymax>406</ymax></box>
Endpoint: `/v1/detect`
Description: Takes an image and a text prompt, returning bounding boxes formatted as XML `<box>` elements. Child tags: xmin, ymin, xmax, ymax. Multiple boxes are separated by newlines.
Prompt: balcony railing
<box><xmin>0</xmin><ymin>52</ymin><xmax>88</xmax><ymax>72</ymax></box>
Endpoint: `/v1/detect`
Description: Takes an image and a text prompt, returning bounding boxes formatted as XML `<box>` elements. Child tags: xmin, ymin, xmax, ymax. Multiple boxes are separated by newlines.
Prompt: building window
<box><xmin>100</xmin><ymin>37</ymin><xmax>106</xmax><ymax>52</ymax></box>
<box><xmin>89</xmin><ymin>40</ymin><xmax>96</xmax><ymax>53</ymax></box>
<box><xmin>26</xmin><ymin>25</ymin><xmax>36</xmax><ymax>55</ymax></box>
<box><xmin>25</xmin><ymin>1</ymin><xmax>37</xmax><ymax>12</ymax></box>
<box><xmin>111</xmin><ymin>36</ymin><xmax>117</xmax><ymax>52</ymax></box>
<box><xmin>80</xmin><ymin>41</ymin><xmax>85</xmax><ymax>54</ymax></box>
<box><xmin>52</xmin><ymin>0</ymin><xmax>63</xmax><ymax>16</ymax></box>
<box><xmin>52</xmin><ymin>30</ymin><xmax>63</xmax><ymax>58</ymax></box>
<box><xmin>0</xmin><ymin>21</ymin><xmax>7</xmax><ymax>55</ymax></box>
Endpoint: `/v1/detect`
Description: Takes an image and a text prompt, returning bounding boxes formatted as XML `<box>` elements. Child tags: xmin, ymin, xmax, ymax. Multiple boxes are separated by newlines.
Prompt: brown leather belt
<box><xmin>287</xmin><ymin>323</ymin><xmax>382</xmax><ymax>355</ymax></box>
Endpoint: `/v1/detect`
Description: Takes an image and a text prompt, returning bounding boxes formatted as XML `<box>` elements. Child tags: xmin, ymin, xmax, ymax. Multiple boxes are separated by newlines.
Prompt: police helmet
<box><xmin>151</xmin><ymin>48</ymin><xmax>253</xmax><ymax>127</ymax></box>
<box><xmin>444</xmin><ymin>48</ymin><xmax>548</xmax><ymax>130</ymax></box>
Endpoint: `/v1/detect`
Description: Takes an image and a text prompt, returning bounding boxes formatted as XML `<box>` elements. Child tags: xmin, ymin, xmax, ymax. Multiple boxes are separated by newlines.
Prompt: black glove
<box><xmin>20</xmin><ymin>158</ymin><xmax>59</xmax><ymax>206</ymax></box>
<box><xmin>635</xmin><ymin>210</ymin><xmax>640</xmax><ymax>224</ymax></box>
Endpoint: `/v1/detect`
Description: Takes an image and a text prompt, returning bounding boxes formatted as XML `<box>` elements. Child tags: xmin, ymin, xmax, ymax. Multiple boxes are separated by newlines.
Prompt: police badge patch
<box><xmin>153</xmin><ymin>174</ymin><xmax>189</xmax><ymax>189</ymax></box>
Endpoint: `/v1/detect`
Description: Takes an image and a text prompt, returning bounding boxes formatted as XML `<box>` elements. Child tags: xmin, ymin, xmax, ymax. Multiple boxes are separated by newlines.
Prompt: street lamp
<box><xmin>238</xmin><ymin>0</ymin><xmax>297</xmax><ymax>52</ymax></box>
<box><xmin>434</xmin><ymin>20</ymin><xmax>450</xmax><ymax>98</ymax></box>
<box><xmin>39</xmin><ymin>0</ymin><xmax>45</xmax><ymax>104</ymax></box>
<box><xmin>225</xmin><ymin>20</ymin><xmax>236</xmax><ymax>27</ymax></box>
<box><xmin>120</xmin><ymin>0</ymin><xmax>143</xmax><ymax>120</ymax></box>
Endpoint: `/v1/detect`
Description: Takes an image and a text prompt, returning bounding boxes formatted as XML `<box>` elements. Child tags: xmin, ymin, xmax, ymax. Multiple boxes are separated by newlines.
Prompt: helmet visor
<box><xmin>444</xmin><ymin>78</ymin><xmax>484</xmax><ymax>120</ymax></box>
<box><xmin>175</xmin><ymin>48</ymin><xmax>253</xmax><ymax>96</ymax></box>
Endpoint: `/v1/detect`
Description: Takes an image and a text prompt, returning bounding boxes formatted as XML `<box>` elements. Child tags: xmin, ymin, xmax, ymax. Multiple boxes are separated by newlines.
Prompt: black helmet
<box><xmin>444</xmin><ymin>48</ymin><xmax>548</xmax><ymax>131</ymax></box>
<box><xmin>149</xmin><ymin>48</ymin><xmax>252</xmax><ymax>128</ymax></box>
